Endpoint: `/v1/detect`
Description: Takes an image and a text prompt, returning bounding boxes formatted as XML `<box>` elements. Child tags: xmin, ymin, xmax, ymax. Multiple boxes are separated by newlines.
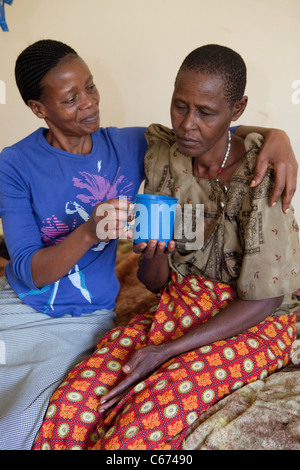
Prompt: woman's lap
<box><xmin>32</xmin><ymin>273</ymin><xmax>297</xmax><ymax>450</ymax></box>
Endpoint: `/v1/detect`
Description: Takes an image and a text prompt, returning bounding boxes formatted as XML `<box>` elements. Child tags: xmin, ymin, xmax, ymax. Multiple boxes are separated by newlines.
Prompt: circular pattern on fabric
<box><xmin>123</xmin><ymin>426</ymin><xmax>139</xmax><ymax>439</ymax></box>
<box><xmin>223</xmin><ymin>347</ymin><xmax>235</xmax><ymax>360</ymax></box>
<box><xmin>220</xmin><ymin>292</ymin><xmax>231</xmax><ymax>301</ymax></box>
<box><xmin>199</xmin><ymin>345</ymin><xmax>212</xmax><ymax>354</ymax></box>
<box><xmin>107</xmin><ymin>360</ymin><xmax>121</xmax><ymax>371</ymax></box>
<box><xmin>260</xmin><ymin>369</ymin><xmax>268</xmax><ymax>380</ymax></box>
<box><xmin>46</xmin><ymin>404</ymin><xmax>57</xmax><ymax>418</ymax></box>
<box><xmin>211</xmin><ymin>309</ymin><xmax>220</xmax><ymax>318</ymax></box>
<box><xmin>243</xmin><ymin>358</ymin><xmax>254</xmax><ymax>373</ymax></box>
<box><xmin>274</xmin><ymin>321</ymin><xmax>283</xmax><ymax>330</ymax></box>
<box><xmin>177</xmin><ymin>381</ymin><xmax>193</xmax><ymax>394</ymax></box>
<box><xmin>181</xmin><ymin>315</ymin><xmax>193</xmax><ymax>328</ymax></box>
<box><xmin>214</xmin><ymin>368</ymin><xmax>227</xmax><ymax>380</ymax></box>
<box><xmin>267</xmin><ymin>348</ymin><xmax>276</xmax><ymax>360</ymax></box>
<box><xmin>204</xmin><ymin>280</ymin><xmax>214</xmax><ymax>291</ymax></box>
<box><xmin>191</xmin><ymin>306</ymin><xmax>201</xmax><ymax>317</ymax></box>
<box><xmin>105</xmin><ymin>426</ymin><xmax>116</xmax><ymax>439</ymax></box>
<box><xmin>66</xmin><ymin>391</ymin><xmax>83</xmax><ymax>403</ymax></box>
<box><xmin>57</xmin><ymin>423</ymin><xmax>70</xmax><ymax>438</ymax></box>
<box><xmin>139</xmin><ymin>401</ymin><xmax>154</xmax><ymax>414</ymax></box>
<box><xmin>277</xmin><ymin>339</ymin><xmax>286</xmax><ymax>351</ymax></box>
<box><xmin>70</xmin><ymin>445</ymin><xmax>83</xmax><ymax>450</ymax></box>
<box><xmin>163</xmin><ymin>404</ymin><xmax>179</xmax><ymax>419</ymax></box>
<box><xmin>94</xmin><ymin>385</ymin><xmax>109</xmax><ymax>396</ymax></box>
<box><xmin>163</xmin><ymin>321</ymin><xmax>175</xmax><ymax>332</ymax></box>
<box><xmin>190</xmin><ymin>277</ymin><xmax>201</xmax><ymax>292</ymax></box>
<box><xmin>80</xmin><ymin>411</ymin><xmax>96</xmax><ymax>424</ymax></box>
<box><xmin>58</xmin><ymin>380</ymin><xmax>69</xmax><ymax>388</ymax></box>
<box><xmin>96</xmin><ymin>346</ymin><xmax>110</xmax><ymax>355</ymax></box>
<box><xmin>134</xmin><ymin>382</ymin><xmax>146</xmax><ymax>393</ymax></box>
<box><xmin>140</xmin><ymin>318</ymin><xmax>152</xmax><ymax>325</ymax></box>
<box><xmin>231</xmin><ymin>381</ymin><xmax>243</xmax><ymax>391</ymax></box>
<box><xmin>167</xmin><ymin>301</ymin><xmax>174</xmax><ymax>312</ymax></box>
<box><xmin>190</xmin><ymin>361</ymin><xmax>205</xmax><ymax>372</ymax></box>
<box><xmin>202</xmin><ymin>389</ymin><xmax>215</xmax><ymax>403</ymax></box>
<box><xmin>277</xmin><ymin>359</ymin><xmax>284</xmax><ymax>369</ymax></box>
<box><xmin>149</xmin><ymin>430</ymin><xmax>163</xmax><ymax>442</ymax></box>
<box><xmin>90</xmin><ymin>431</ymin><xmax>103</xmax><ymax>443</ymax></box>
<box><xmin>186</xmin><ymin>412</ymin><xmax>198</xmax><ymax>425</ymax></box>
<box><xmin>41</xmin><ymin>442</ymin><xmax>51</xmax><ymax>450</ymax></box>
<box><xmin>166</xmin><ymin>362</ymin><xmax>180</xmax><ymax>370</ymax></box>
<box><xmin>154</xmin><ymin>379</ymin><xmax>168</xmax><ymax>391</ymax></box>
<box><xmin>110</xmin><ymin>330</ymin><xmax>121</xmax><ymax>340</ymax></box>
<box><xmin>81</xmin><ymin>370</ymin><xmax>96</xmax><ymax>379</ymax></box>
<box><xmin>119</xmin><ymin>337</ymin><xmax>133</xmax><ymax>347</ymax></box>
<box><xmin>287</xmin><ymin>326</ymin><xmax>294</xmax><ymax>337</ymax></box>
<box><xmin>247</xmin><ymin>338</ymin><xmax>259</xmax><ymax>349</ymax></box>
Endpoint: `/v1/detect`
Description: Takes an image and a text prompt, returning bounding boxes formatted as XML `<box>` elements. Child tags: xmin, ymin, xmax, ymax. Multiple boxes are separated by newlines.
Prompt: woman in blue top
<box><xmin>0</xmin><ymin>39</ymin><xmax>297</xmax><ymax>449</ymax></box>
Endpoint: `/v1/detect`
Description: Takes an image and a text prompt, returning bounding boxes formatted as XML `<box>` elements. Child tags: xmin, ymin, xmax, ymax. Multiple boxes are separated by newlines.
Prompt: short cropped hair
<box><xmin>15</xmin><ymin>39</ymin><xmax>78</xmax><ymax>105</ymax></box>
<box><xmin>176</xmin><ymin>44</ymin><xmax>247</xmax><ymax>107</ymax></box>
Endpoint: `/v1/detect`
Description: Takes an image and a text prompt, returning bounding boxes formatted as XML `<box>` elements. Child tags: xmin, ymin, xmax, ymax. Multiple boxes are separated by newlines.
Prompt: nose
<box><xmin>181</xmin><ymin>110</ymin><xmax>197</xmax><ymax>131</ymax></box>
<box><xmin>78</xmin><ymin>91</ymin><xmax>93</xmax><ymax>110</ymax></box>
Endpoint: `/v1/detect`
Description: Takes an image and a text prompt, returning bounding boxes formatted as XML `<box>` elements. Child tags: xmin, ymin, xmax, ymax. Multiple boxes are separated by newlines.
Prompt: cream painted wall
<box><xmin>0</xmin><ymin>0</ymin><xmax>299</xmax><ymax>217</ymax></box>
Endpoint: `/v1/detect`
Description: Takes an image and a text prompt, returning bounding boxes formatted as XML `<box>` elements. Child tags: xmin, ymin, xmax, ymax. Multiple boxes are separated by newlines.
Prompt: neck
<box><xmin>45</xmin><ymin>129</ymin><xmax>93</xmax><ymax>155</ymax></box>
<box><xmin>192</xmin><ymin>133</ymin><xmax>245</xmax><ymax>182</ymax></box>
<box><xmin>192</xmin><ymin>131</ymin><xmax>230</xmax><ymax>179</ymax></box>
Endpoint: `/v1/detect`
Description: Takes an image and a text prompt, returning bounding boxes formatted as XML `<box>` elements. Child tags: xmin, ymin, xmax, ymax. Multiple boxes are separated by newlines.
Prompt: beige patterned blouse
<box><xmin>143</xmin><ymin>124</ymin><xmax>300</xmax><ymax>316</ymax></box>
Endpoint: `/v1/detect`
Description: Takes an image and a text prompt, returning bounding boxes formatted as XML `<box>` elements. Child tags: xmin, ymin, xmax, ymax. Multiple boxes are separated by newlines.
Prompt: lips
<box><xmin>177</xmin><ymin>136</ymin><xmax>200</xmax><ymax>147</ymax></box>
<box><xmin>81</xmin><ymin>111</ymin><xmax>99</xmax><ymax>124</ymax></box>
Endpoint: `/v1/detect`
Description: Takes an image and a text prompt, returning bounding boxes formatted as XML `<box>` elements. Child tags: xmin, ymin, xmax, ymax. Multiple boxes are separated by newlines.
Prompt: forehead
<box><xmin>173</xmin><ymin>70</ymin><xmax>226</xmax><ymax>102</ymax></box>
<box><xmin>41</xmin><ymin>56</ymin><xmax>92</xmax><ymax>92</ymax></box>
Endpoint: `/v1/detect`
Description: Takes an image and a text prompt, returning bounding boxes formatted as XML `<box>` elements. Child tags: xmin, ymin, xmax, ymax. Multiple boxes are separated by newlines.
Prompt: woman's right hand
<box><xmin>98</xmin><ymin>342</ymin><xmax>171</xmax><ymax>415</ymax></box>
<box><xmin>31</xmin><ymin>198</ymin><xmax>134</xmax><ymax>288</ymax></box>
<box><xmin>133</xmin><ymin>239</ymin><xmax>176</xmax><ymax>258</ymax></box>
<box><xmin>86</xmin><ymin>198</ymin><xmax>135</xmax><ymax>244</ymax></box>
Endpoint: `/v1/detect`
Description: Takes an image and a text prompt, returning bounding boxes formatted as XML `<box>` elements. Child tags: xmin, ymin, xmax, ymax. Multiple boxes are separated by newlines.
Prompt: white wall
<box><xmin>0</xmin><ymin>0</ymin><xmax>299</xmax><ymax>216</ymax></box>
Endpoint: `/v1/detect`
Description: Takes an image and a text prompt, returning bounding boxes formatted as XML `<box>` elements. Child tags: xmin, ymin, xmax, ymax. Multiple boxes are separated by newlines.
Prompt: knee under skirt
<box><xmin>0</xmin><ymin>277</ymin><xmax>116</xmax><ymax>450</ymax></box>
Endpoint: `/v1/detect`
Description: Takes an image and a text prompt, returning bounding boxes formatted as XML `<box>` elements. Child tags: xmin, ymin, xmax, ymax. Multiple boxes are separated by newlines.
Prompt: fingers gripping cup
<box><xmin>133</xmin><ymin>194</ymin><xmax>178</xmax><ymax>244</ymax></box>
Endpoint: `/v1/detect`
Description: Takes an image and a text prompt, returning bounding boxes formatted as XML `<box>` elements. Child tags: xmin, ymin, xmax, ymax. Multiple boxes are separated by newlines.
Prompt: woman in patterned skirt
<box><xmin>33</xmin><ymin>45</ymin><xmax>300</xmax><ymax>450</ymax></box>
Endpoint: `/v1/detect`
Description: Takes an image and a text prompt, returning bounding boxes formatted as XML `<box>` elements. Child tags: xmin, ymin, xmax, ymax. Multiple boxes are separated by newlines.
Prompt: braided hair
<box><xmin>176</xmin><ymin>44</ymin><xmax>247</xmax><ymax>107</ymax></box>
<box><xmin>15</xmin><ymin>39</ymin><xmax>78</xmax><ymax>105</ymax></box>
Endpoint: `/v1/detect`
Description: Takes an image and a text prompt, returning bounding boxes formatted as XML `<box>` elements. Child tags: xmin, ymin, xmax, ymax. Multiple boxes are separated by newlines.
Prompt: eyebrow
<box><xmin>62</xmin><ymin>75</ymin><xmax>94</xmax><ymax>95</ymax></box>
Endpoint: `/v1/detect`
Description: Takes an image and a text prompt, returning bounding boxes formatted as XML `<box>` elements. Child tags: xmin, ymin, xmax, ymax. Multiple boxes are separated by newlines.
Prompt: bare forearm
<box><xmin>31</xmin><ymin>223</ymin><xmax>96</xmax><ymax>288</ymax></box>
<box><xmin>163</xmin><ymin>296</ymin><xmax>283</xmax><ymax>360</ymax></box>
<box><xmin>31</xmin><ymin>197</ymin><xmax>132</xmax><ymax>288</ymax></box>
<box><xmin>234</xmin><ymin>125</ymin><xmax>279</xmax><ymax>139</ymax></box>
<box><xmin>137</xmin><ymin>255</ymin><xmax>170</xmax><ymax>293</ymax></box>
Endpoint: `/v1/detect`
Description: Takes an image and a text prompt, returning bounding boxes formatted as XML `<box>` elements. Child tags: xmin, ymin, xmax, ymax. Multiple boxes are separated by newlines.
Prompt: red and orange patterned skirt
<box><xmin>33</xmin><ymin>272</ymin><xmax>296</xmax><ymax>450</ymax></box>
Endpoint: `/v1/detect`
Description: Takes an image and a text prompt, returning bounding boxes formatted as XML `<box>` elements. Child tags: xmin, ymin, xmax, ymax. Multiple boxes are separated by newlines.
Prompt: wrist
<box><xmin>80</xmin><ymin>221</ymin><xmax>99</xmax><ymax>247</ymax></box>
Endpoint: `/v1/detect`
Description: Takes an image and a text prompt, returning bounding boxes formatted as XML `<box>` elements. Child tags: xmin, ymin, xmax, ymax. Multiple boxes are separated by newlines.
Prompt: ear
<box><xmin>28</xmin><ymin>99</ymin><xmax>47</xmax><ymax>119</ymax></box>
<box><xmin>231</xmin><ymin>96</ymin><xmax>248</xmax><ymax>122</ymax></box>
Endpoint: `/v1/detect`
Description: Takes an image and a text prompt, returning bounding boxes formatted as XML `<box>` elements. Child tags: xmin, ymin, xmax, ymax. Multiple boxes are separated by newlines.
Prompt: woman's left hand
<box><xmin>251</xmin><ymin>129</ymin><xmax>297</xmax><ymax>213</ymax></box>
<box><xmin>97</xmin><ymin>343</ymin><xmax>170</xmax><ymax>415</ymax></box>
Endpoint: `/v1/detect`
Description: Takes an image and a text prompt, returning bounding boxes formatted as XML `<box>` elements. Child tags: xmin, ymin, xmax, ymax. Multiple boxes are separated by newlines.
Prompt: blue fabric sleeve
<box><xmin>0</xmin><ymin>148</ymin><xmax>44</xmax><ymax>289</ymax></box>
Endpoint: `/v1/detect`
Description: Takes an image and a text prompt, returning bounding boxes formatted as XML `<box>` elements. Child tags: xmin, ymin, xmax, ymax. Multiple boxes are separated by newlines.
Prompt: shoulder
<box><xmin>144</xmin><ymin>124</ymin><xmax>176</xmax><ymax>168</ymax></box>
<box><xmin>145</xmin><ymin>123</ymin><xmax>176</xmax><ymax>147</ymax></box>
<box><xmin>0</xmin><ymin>128</ymin><xmax>44</xmax><ymax>171</ymax></box>
<box><xmin>98</xmin><ymin>126</ymin><xmax>147</xmax><ymax>145</ymax></box>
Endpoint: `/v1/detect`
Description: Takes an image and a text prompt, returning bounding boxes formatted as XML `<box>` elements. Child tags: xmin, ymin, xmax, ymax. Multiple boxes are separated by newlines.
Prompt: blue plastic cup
<box><xmin>133</xmin><ymin>194</ymin><xmax>178</xmax><ymax>244</ymax></box>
